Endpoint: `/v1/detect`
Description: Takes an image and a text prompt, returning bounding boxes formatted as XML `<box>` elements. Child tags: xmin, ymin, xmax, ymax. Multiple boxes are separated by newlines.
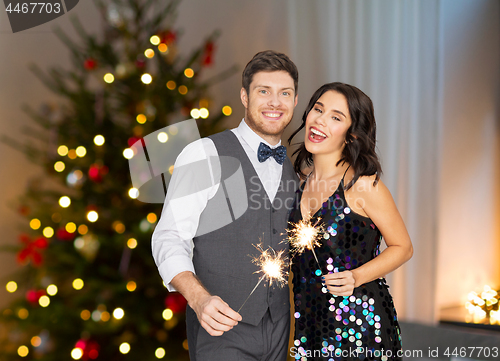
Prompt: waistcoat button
<box><xmin>273</xmin><ymin>229</ymin><xmax>277</xmax><ymax>234</ymax></box>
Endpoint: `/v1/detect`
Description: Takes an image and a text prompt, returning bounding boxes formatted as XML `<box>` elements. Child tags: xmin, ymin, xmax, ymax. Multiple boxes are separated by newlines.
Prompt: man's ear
<box><xmin>240</xmin><ymin>87</ymin><xmax>248</xmax><ymax>109</ymax></box>
<box><xmin>294</xmin><ymin>94</ymin><xmax>298</xmax><ymax>107</ymax></box>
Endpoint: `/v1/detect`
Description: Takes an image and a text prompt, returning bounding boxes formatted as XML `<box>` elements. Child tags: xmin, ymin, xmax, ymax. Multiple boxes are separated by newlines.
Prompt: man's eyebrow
<box><xmin>254</xmin><ymin>85</ymin><xmax>295</xmax><ymax>92</ymax></box>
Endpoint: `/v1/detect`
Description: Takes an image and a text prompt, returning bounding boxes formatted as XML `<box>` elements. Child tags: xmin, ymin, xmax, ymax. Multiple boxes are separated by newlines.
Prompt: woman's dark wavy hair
<box><xmin>288</xmin><ymin>82</ymin><xmax>382</xmax><ymax>190</ymax></box>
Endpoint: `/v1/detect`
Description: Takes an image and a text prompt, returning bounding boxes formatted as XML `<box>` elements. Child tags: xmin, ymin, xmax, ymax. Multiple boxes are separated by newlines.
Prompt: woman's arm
<box><xmin>323</xmin><ymin>177</ymin><xmax>413</xmax><ymax>296</ymax></box>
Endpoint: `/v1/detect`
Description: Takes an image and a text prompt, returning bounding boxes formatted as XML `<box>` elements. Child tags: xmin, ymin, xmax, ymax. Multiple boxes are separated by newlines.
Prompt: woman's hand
<box><xmin>322</xmin><ymin>271</ymin><xmax>356</xmax><ymax>297</ymax></box>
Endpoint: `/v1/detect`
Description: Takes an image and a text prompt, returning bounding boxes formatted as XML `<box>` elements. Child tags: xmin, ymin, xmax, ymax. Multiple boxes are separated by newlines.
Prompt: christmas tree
<box><xmin>0</xmin><ymin>0</ymin><xmax>235</xmax><ymax>359</ymax></box>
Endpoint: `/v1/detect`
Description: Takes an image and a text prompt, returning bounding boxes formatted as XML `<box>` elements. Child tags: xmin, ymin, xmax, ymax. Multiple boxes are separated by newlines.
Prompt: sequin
<box><xmin>290</xmin><ymin>179</ymin><xmax>403</xmax><ymax>359</ymax></box>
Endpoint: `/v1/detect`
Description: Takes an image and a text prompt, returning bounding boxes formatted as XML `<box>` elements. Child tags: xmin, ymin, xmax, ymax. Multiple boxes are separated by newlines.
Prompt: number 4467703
<box><xmin>444</xmin><ymin>347</ymin><xmax>499</xmax><ymax>358</ymax></box>
<box><xmin>5</xmin><ymin>2</ymin><xmax>62</xmax><ymax>14</ymax></box>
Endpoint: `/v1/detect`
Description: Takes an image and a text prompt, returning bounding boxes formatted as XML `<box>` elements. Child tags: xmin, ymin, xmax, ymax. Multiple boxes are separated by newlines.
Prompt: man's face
<box><xmin>240</xmin><ymin>71</ymin><xmax>298</xmax><ymax>144</ymax></box>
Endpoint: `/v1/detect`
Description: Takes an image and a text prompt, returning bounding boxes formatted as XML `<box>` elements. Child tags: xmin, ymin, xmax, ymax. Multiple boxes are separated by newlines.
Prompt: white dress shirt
<box><xmin>151</xmin><ymin>119</ymin><xmax>284</xmax><ymax>291</ymax></box>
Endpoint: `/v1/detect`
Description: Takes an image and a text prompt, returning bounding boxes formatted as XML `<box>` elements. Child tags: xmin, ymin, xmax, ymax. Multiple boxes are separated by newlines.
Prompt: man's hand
<box><xmin>192</xmin><ymin>294</ymin><xmax>242</xmax><ymax>336</ymax></box>
<box><xmin>170</xmin><ymin>271</ymin><xmax>242</xmax><ymax>336</ymax></box>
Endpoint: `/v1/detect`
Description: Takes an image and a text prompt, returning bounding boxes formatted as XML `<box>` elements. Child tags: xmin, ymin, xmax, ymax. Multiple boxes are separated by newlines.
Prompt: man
<box><xmin>152</xmin><ymin>50</ymin><xmax>299</xmax><ymax>360</ymax></box>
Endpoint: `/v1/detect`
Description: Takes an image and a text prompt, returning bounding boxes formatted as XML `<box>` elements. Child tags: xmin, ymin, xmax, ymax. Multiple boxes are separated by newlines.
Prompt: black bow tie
<box><xmin>257</xmin><ymin>142</ymin><xmax>287</xmax><ymax>165</ymax></box>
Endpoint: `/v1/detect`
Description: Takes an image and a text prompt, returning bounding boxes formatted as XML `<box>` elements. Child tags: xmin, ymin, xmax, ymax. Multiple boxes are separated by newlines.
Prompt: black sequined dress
<box><xmin>290</xmin><ymin>176</ymin><xmax>402</xmax><ymax>361</ymax></box>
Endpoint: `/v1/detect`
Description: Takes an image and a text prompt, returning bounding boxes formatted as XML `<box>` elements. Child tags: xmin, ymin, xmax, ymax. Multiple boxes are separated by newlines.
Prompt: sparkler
<box><xmin>286</xmin><ymin>217</ymin><xmax>325</xmax><ymax>270</ymax></box>
<box><xmin>237</xmin><ymin>244</ymin><xmax>288</xmax><ymax>313</ymax></box>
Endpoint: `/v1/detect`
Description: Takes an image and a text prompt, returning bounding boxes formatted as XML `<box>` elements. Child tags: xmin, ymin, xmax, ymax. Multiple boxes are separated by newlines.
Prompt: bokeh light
<box><xmin>30</xmin><ymin>218</ymin><xmax>41</xmax><ymax>230</ymax></box>
<box><xmin>73</xmin><ymin>279</ymin><xmax>84</xmax><ymax>290</ymax></box>
<box><xmin>94</xmin><ymin>135</ymin><xmax>105</xmax><ymax>146</ymax></box>
<box><xmin>6</xmin><ymin>281</ymin><xmax>17</xmax><ymax>293</ymax></box>
<box><xmin>104</xmin><ymin>73</ymin><xmax>115</xmax><ymax>83</ymax></box>
<box><xmin>59</xmin><ymin>196</ymin><xmax>71</xmax><ymax>208</ymax></box>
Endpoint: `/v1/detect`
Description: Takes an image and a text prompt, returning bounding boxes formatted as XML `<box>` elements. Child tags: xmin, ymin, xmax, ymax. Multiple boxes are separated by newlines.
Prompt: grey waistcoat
<box><xmin>192</xmin><ymin>130</ymin><xmax>299</xmax><ymax>326</ymax></box>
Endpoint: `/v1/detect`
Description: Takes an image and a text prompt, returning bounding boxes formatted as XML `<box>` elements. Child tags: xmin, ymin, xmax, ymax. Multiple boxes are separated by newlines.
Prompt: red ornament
<box><xmin>88</xmin><ymin>164</ymin><xmax>109</xmax><ymax>183</ymax></box>
<box><xmin>164</xmin><ymin>293</ymin><xmax>187</xmax><ymax>313</ymax></box>
<box><xmin>56</xmin><ymin>228</ymin><xmax>76</xmax><ymax>242</ymax></box>
<box><xmin>202</xmin><ymin>41</ymin><xmax>215</xmax><ymax>66</ymax></box>
<box><xmin>127</xmin><ymin>137</ymin><xmax>141</xmax><ymax>147</ymax></box>
<box><xmin>74</xmin><ymin>339</ymin><xmax>100</xmax><ymax>360</ymax></box>
<box><xmin>17</xmin><ymin>235</ymin><xmax>48</xmax><ymax>266</ymax></box>
<box><xmin>18</xmin><ymin>205</ymin><xmax>30</xmax><ymax>216</ymax></box>
<box><xmin>159</xmin><ymin>30</ymin><xmax>176</xmax><ymax>45</ymax></box>
<box><xmin>84</xmin><ymin>58</ymin><xmax>97</xmax><ymax>70</ymax></box>
<box><xmin>135</xmin><ymin>59</ymin><xmax>146</xmax><ymax>69</ymax></box>
<box><xmin>26</xmin><ymin>289</ymin><xmax>46</xmax><ymax>304</ymax></box>
<box><xmin>86</xmin><ymin>204</ymin><xmax>98</xmax><ymax>212</ymax></box>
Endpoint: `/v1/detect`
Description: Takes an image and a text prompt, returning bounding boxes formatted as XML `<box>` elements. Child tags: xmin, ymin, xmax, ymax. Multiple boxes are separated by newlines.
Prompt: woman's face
<box><xmin>304</xmin><ymin>90</ymin><xmax>352</xmax><ymax>156</ymax></box>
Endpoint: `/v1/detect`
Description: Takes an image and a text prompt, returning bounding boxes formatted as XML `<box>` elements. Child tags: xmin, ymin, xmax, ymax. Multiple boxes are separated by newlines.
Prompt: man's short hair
<box><xmin>242</xmin><ymin>50</ymin><xmax>298</xmax><ymax>95</ymax></box>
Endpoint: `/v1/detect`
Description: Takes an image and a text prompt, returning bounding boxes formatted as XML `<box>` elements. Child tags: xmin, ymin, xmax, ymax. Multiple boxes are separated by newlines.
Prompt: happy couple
<box><xmin>152</xmin><ymin>50</ymin><xmax>413</xmax><ymax>361</ymax></box>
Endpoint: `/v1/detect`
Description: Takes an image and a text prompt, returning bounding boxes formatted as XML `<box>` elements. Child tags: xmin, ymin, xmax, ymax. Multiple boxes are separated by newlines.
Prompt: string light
<box><xmin>126</xmin><ymin>281</ymin><xmax>137</xmax><ymax>292</ymax></box>
<box><xmin>128</xmin><ymin>188</ymin><xmax>139</xmax><ymax>199</ymax></box>
<box><xmin>54</xmin><ymin>161</ymin><xmax>65</xmax><ymax>172</ymax></box>
<box><xmin>78</xmin><ymin>224</ymin><xmax>88</xmax><ymax>235</ymax></box>
<box><xmin>17</xmin><ymin>345</ymin><xmax>29</xmax><ymax>357</ymax></box>
<box><xmin>119</xmin><ymin>343</ymin><xmax>130</xmax><ymax>354</ymax></box>
<box><xmin>147</xmin><ymin>213</ymin><xmax>157</xmax><ymax>223</ymax></box>
<box><xmin>168</xmin><ymin>165</ymin><xmax>174</xmax><ymax>175</ymax></box>
<box><xmin>178</xmin><ymin>85</ymin><xmax>188</xmax><ymax>95</ymax></box>
<box><xmin>57</xmin><ymin>145</ymin><xmax>69</xmax><ymax>156</ymax></box>
<box><xmin>91</xmin><ymin>310</ymin><xmax>101</xmax><ymax>322</ymax></box>
<box><xmin>157</xmin><ymin>132</ymin><xmax>168</xmax><ymax>143</ymax></box>
<box><xmin>6</xmin><ymin>281</ymin><xmax>17</xmax><ymax>293</ymax></box>
<box><xmin>66</xmin><ymin>222</ymin><xmax>77</xmax><ymax>233</ymax></box>
<box><xmin>184</xmin><ymin>68</ymin><xmax>194</xmax><ymax>78</ymax></box>
<box><xmin>42</xmin><ymin>227</ymin><xmax>54</xmax><ymax>238</ymax></box>
<box><xmin>59</xmin><ymin>196</ymin><xmax>71</xmax><ymax>208</ymax></box>
<box><xmin>127</xmin><ymin>238</ymin><xmax>137</xmax><ymax>249</ymax></box>
<box><xmin>155</xmin><ymin>348</ymin><xmax>166</xmax><ymax>358</ymax></box>
<box><xmin>68</xmin><ymin>149</ymin><xmax>77</xmax><ymax>159</ymax></box>
<box><xmin>47</xmin><ymin>284</ymin><xmax>58</xmax><ymax>296</ymax></box>
<box><xmin>190</xmin><ymin>108</ymin><xmax>200</xmax><ymax>119</ymax></box>
<box><xmin>150</xmin><ymin>35</ymin><xmax>160</xmax><ymax>45</ymax></box>
<box><xmin>18</xmin><ymin>308</ymin><xmax>29</xmax><ymax>319</ymax></box>
<box><xmin>104</xmin><ymin>73</ymin><xmax>115</xmax><ymax>83</ymax></box>
<box><xmin>166</xmin><ymin>80</ymin><xmax>176</xmax><ymax>90</ymax></box>
<box><xmin>123</xmin><ymin>148</ymin><xmax>134</xmax><ymax>159</ymax></box>
<box><xmin>100</xmin><ymin>311</ymin><xmax>111</xmax><ymax>322</ymax></box>
<box><xmin>113</xmin><ymin>308</ymin><xmax>124</xmax><ymax>320</ymax></box>
<box><xmin>94</xmin><ymin>135</ymin><xmax>105</xmax><ymax>146</ymax></box>
<box><xmin>75</xmin><ymin>146</ymin><xmax>86</xmax><ymax>157</ymax></box>
<box><xmin>145</xmin><ymin>49</ymin><xmax>155</xmax><ymax>58</ymax></box>
<box><xmin>136</xmin><ymin>114</ymin><xmax>147</xmax><ymax>124</ymax></box>
<box><xmin>222</xmin><ymin>105</ymin><xmax>232</xmax><ymax>116</ymax></box>
<box><xmin>113</xmin><ymin>221</ymin><xmax>125</xmax><ymax>234</ymax></box>
<box><xmin>158</xmin><ymin>43</ymin><xmax>168</xmax><ymax>52</ymax></box>
<box><xmin>87</xmin><ymin>211</ymin><xmax>98</xmax><ymax>222</ymax></box>
<box><xmin>80</xmin><ymin>310</ymin><xmax>91</xmax><ymax>320</ymax></box>
<box><xmin>162</xmin><ymin>309</ymin><xmax>173</xmax><ymax>321</ymax></box>
<box><xmin>31</xmin><ymin>336</ymin><xmax>41</xmax><ymax>347</ymax></box>
<box><xmin>71</xmin><ymin>348</ymin><xmax>83</xmax><ymax>360</ymax></box>
<box><xmin>30</xmin><ymin>218</ymin><xmax>41</xmax><ymax>230</ymax></box>
<box><xmin>141</xmin><ymin>73</ymin><xmax>153</xmax><ymax>84</ymax></box>
<box><xmin>72</xmin><ymin>279</ymin><xmax>84</xmax><ymax>290</ymax></box>
<box><xmin>199</xmin><ymin>108</ymin><xmax>209</xmax><ymax>119</ymax></box>
<box><xmin>39</xmin><ymin>295</ymin><xmax>50</xmax><ymax>307</ymax></box>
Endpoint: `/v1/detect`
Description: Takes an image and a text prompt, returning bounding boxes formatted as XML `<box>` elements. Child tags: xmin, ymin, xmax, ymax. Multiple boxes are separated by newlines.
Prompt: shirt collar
<box><xmin>236</xmin><ymin>118</ymin><xmax>282</xmax><ymax>154</ymax></box>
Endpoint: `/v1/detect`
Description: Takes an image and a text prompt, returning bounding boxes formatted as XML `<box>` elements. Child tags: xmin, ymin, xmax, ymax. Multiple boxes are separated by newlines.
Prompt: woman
<box><xmin>288</xmin><ymin>82</ymin><xmax>413</xmax><ymax>360</ymax></box>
